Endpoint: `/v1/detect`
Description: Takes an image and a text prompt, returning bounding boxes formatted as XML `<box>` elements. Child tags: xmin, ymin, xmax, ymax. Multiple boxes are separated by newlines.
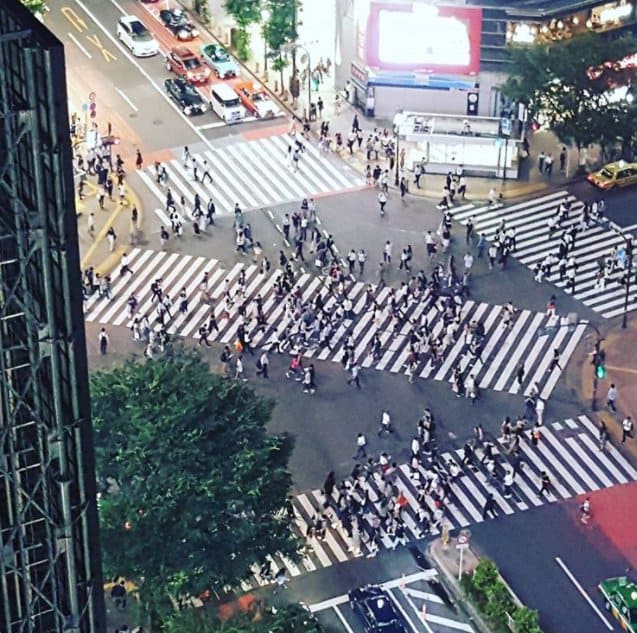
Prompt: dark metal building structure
<box><xmin>0</xmin><ymin>2</ymin><xmax>105</xmax><ymax>632</ymax></box>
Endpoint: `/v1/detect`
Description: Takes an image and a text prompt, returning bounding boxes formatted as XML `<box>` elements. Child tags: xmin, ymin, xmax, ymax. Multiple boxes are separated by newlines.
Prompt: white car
<box><xmin>117</xmin><ymin>16</ymin><xmax>159</xmax><ymax>57</ymax></box>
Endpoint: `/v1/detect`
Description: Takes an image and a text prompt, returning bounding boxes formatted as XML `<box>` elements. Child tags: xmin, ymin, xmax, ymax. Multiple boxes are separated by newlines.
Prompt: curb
<box><xmin>425</xmin><ymin>542</ymin><xmax>491</xmax><ymax>633</ymax></box>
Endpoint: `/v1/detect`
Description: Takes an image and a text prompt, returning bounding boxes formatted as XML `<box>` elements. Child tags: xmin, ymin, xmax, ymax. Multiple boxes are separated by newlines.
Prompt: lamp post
<box><xmin>261</xmin><ymin>8</ymin><xmax>270</xmax><ymax>81</ymax></box>
<box><xmin>284</xmin><ymin>43</ymin><xmax>311</xmax><ymax>118</ymax></box>
<box><xmin>622</xmin><ymin>236</ymin><xmax>633</xmax><ymax>329</ymax></box>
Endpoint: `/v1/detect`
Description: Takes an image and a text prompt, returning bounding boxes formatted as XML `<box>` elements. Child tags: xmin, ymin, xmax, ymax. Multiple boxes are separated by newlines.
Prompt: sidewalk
<box><xmin>75</xmin><ymin>170</ymin><xmax>144</xmax><ymax>276</ymax></box>
<box><xmin>579</xmin><ymin>316</ymin><xmax>637</xmax><ymax>463</ymax></box>
<box><xmin>426</xmin><ymin>537</ymin><xmax>491</xmax><ymax>633</ymax></box>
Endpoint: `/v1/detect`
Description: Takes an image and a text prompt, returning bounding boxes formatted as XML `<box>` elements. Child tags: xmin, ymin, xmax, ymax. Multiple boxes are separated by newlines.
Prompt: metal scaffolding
<box><xmin>0</xmin><ymin>2</ymin><xmax>105</xmax><ymax>632</ymax></box>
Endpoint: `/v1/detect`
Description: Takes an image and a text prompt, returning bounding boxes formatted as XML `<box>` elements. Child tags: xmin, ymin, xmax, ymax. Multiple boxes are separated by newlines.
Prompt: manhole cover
<box><xmin>153</xmin><ymin>119</ymin><xmax>162</xmax><ymax>126</ymax></box>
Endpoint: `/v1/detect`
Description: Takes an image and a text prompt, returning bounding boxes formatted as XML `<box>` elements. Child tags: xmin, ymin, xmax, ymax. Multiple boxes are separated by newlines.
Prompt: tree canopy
<box><xmin>162</xmin><ymin>603</ymin><xmax>323</xmax><ymax>633</ymax></box>
<box><xmin>90</xmin><ymin>350</ymin><xmax>298</xmax><ymax>618</ymax></box>
<box><xmin>502</xmin><ymin>32</ymin><xmax>637</xmax><ymax>153</ymax></box>
<box><xmin>20</xmin><ymin>0</ymin><xmax>48</xmax><ymax>17</ymax></box>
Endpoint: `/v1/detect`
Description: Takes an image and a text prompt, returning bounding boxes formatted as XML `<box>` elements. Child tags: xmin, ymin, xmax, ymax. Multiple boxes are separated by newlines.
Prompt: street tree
<box><xmin>20</xmin><ymin>0</ymin><xmax>48</xmax><ymax>17</ymax></box>
<box><xmin>162</xmin><ymin>603</ymin><xmax>323</xmax><ymax>632</ymax></box>
<box><xmin>90</xmin><ymin>350</ymin><xmax>298</xmax><ymax>620</ymax></box>
<box><xmin>224</xmin><ymin>0</ymin><xmax>262</xmax><ymax>60</ymax></box>
<box><xmin>263</xmin><ymin>0</ymin><xmax>299</xmax><ymax>90</ymax></box>
<box><xmin>502</xmin><ymin>32</ymin><xmax>637</xmax><ymax>155</ymax></box>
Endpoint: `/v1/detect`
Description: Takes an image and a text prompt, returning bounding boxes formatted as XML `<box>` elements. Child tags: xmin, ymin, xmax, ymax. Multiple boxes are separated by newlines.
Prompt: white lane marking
<box><xmin>334</xmin><ymin>605</ymin><xmax>356</xmax><ymax>633</ymax></box>
<box><xmin>402</xmin><ymin>587</ymin><xmax>444</xmax><ymax>604</ymax></box>
<box><xmin>196</xmin><ymin>121</ymin><xmax>230</xmax><ymax>130</ymax></box>
<box><xmin>554</xmin><ymin>557</ymin><xmax>614</xmax><ymax>631</ymax></box>
<box><xmin>115</xmin><ymin>87</ymin><xmax>138</xmax><ymax>112</ymax></box>
<box><xmin>79</xmin><ymin>0</ymin><xmax>215</xmax><ymax>150</ymax></box>
<box><xmin>309</xmin><ymin>570</ymin><xmax>440</xmax><ymax>613</ymax></box>
<box><xmin>68</xmin><ymin>32</ymin><xmax>92</xmax><ymax>58</ymax></box>
<box><xmin>308</xmin><ymin>594</ymin><xmax>349</xmax><ymax>612</ymax></box>
<box><xmin>387</xmin><ymin>587</ymin><xmax>431</xmax><ymax>633</ymax></box>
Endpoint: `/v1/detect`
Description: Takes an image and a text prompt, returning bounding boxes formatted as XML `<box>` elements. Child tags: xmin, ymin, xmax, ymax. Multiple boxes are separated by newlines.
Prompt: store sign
<box><xmin>351</xmin><ymin>62</ymin><xmax>368</xmax><ymax>85</ymax></box>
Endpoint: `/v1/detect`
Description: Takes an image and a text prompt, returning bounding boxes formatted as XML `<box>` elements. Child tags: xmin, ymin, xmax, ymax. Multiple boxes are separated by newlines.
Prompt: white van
<box><xmin>210</xmin><ymin>84</ymin><xmax>246</xmax><ymax>123</ymax></box>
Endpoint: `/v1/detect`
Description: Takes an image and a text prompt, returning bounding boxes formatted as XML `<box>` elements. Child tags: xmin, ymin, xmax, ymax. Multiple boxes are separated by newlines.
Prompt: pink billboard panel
<box><xmin>363</xmin><ymin>2</ymin><xmax>483</xmax><ymax>76</ymax></box>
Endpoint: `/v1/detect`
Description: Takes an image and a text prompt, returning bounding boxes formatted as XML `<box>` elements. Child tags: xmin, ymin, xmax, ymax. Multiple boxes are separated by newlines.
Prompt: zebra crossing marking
<box><xmin>84</xmin><ymin>249</ymin><xmax>584</xmax><ymax>397</ymax></box>
<box><xmin>451</xmin><ymin>191</ymin><xmax>637</xmax><ymax>319</ymax></box>
<box><xmin>238</xmin><ymin>415</ymin><xmax>635</xmax><ymax>589</ymax></box>
<box><xmin>137</xmin><ymin>134</ymin><xmax>366</xmax><ymax>219</ymax></box>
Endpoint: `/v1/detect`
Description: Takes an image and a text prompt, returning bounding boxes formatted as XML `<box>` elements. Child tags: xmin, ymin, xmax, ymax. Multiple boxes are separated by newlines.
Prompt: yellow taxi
<box><xmin>587</xmin><ymin>160</ymin><xmax>637</xmax><ymax>189</ymax></box>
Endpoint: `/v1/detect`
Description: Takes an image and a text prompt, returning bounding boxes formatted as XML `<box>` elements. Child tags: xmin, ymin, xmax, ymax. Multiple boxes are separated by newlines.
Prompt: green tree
<box><xmin>263</xmin><ymin>0</ymin><xmax>299</xmax><ymax>87</ymax></box>
<box><xmin>513</xmin><ymin>606</ymin><xmax>542</xmax><ymax>633</ymax></box>
<box><xmin>471</xmin><ymin>558</ymin><xmax>499</xmax><ymax>595</ymax></box>
<box><xmin>20</xmin><ymin>0</ymin><xmax>48</xmax><ymax>16</ymax></box>
<box><xmin>502</xmin><ymin>32</ymin><xmax>637</xmax><ymax>154</ymax></box>
<box><xmin>91</xmin><ymin>350</ymin><xmax>298</xmax><ymax>620</ymax></box>
<box><xmin>225</xmin><ymin>0</ymin><xmax>262</xmax><ymax>60</ymax></box>
<box><xmin>162</xmin><ymin>603</ymin><xmax>323</xmax><ymax>632</ymax></box>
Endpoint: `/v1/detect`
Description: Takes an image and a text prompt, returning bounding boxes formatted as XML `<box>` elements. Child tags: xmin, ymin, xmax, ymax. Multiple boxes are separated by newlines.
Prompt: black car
<box><xmin>158</xmin><ymin>8</ymin><xmax>199</xmax><ymax>40</ymax></box>
<box><xmin>349</xmin><ymin>585</ymin><xmax>408</xmax><ymax>633</ymax></box>
<box><xmin>164</xmin><ymin>78</ymin><xmax>207</xmax><ymax>116</ymax></box>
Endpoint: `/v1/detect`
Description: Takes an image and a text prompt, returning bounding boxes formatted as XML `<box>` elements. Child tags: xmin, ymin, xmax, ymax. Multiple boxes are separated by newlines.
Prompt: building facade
<box><xmin>334</xmin><ymin>0</ymin><xmax>637</xmax><ymax>118</ymax></box>
<box><xmin>0</xmin><ymin>2</ymin><xmax>105</xmax><ymax>632</ymax></box>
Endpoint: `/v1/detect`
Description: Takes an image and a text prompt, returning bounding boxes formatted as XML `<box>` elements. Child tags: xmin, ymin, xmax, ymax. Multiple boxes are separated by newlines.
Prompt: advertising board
<box><xmin>358</xmin><ymin>2</ymin><xmax>483</xmax><ymax>76</ymax></box>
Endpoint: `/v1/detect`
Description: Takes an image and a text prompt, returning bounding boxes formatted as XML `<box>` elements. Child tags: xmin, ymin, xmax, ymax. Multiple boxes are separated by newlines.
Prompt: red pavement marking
<box><xmin>143</xmin><ymin>148</ymin><xmax>176</xmax><ymax>167</ymax></box>
<box><xmin>217</xmin><ymin>593</ymin><xmax>256</xmax><ymax>621</ymax></box>
<box><xmin>571</xmin><ymin>483</ymin><xmax>637</xmax><ymax>570</ymax></box>
<box><xmin>241</xmin><ymin>123</ymin><xmax>290</xmax><ymax>141</ymax></box>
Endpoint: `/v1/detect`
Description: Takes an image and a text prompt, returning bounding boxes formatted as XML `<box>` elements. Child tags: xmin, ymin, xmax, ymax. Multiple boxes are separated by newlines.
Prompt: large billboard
<box><xmin>356</xmin><ymin>1</ymin><xmax>483</xmax><ymax>76</ymax></box>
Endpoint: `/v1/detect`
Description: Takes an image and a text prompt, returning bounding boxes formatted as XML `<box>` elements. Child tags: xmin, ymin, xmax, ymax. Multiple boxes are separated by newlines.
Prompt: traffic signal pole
<box><xmin>592</xmin><ymin>336</ymin><xmax>601</xmax><ymax>411</ymax></box>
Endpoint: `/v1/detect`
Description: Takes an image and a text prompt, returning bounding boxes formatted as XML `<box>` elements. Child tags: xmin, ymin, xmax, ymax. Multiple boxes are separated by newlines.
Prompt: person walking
<box><xmin>256</xmin><ymin>349</ymin><xmax>269</xmax><ymax>378</ymax></box>
<box><xmin>378</xmin><ymin>409</ymin><xmax>392</xmax><ymax>436</ymax></box>
<box><xmin>234</xmin><ymin>355</ymin><xmax>247</xmax><ymax>382</ymax></box>
<box><xmin>607</xmin><ymin>384</ymin><xmax>618</xmax><ymax>411</ymax></box>
<box><xmin>98</xmin><ymin>328</ymin><xmax>109</xmax><ymax>355</ymax></box>
<box><xmin>622</xmin><ymin>416</ymin><xmax>633</xmax><ymax>443</ymax></box>
<box><xmin>119</xmin><ymin>252</ymin><xmax>134</xmax><ymax>277</ymax></box>
<box><xmin>135</xmin><ymin>149</ymin><xmax>143</xmax><ymax>170</ymax></box>
<box><xmin>549</xmin><ymin>348</ymin><xmax>561</xmax><ymax>371</ymax></box>
<box><xmin>598</xmin><ymin>420</ymin><xmax>609</xmax><ymax>451</ymax></box>
<box><xmin>535</xmin><ymin>397</ymin><xmax>545</xmax><ymax>426</ymax></box>
<box><xmin>482</xmin><ymin>493</ymin><xmax>499</xmax><ymax>519</ymax></box>
<box><xmin>106</xmin><ymin>226</ymin><xmax>117</xmax><ymax>252</ymax></box>
<box><xmin>378</xmin><ymin>190</ymin><xmax>387</xmax><ymax>215</ymax></box>
<box><xmin>348</xmin><ymin>363</ymin><xmax>361</xmax><ymax>388</ymax></box>
<box><xmin>502</xmin><ymin>468</ymin><xmax>514</xmax><ymax>499</ymax></box>
<box><xmin>353</xmin><ymin>432</ymin><xmax>367</xmax><ymax>460</ymax></box>
<box><xmin>539</xmin><ymin>471</ymin><xmax>553</xmax><ymax>497</ymax></box>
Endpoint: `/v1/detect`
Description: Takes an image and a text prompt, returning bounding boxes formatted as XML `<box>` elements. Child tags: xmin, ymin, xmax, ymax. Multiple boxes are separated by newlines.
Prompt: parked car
<box><xmin>164</xmin><ymin>77</ymin><xmax>207</xmax><ymax>116</ymax></box>
<box><xmin>166</xmin><ymin>46</ymin><xmax>210</xmax><ymax>84</ymax></box>
<box><xmin>158</xmin><ymin>8</ymin><xmax>198</xmax><ymax>40</ymax></box>
<box><xmin>116</xmin><ymin>15</ymin><xmax>159</xmax><ymax>57</ymax></box>
<box><xmin>349</xmin><ymin>585</ymin><xmax>408</xmax><ymax>633</ymax></box>
<box><xmin>587</xmin><ymin>160</ymin><xmax>637</xmax><ymax>189</ymax></box>
<box><xmin>235</xmin><ymin>81</ymin><xmax>281</xmax><ymax>118</ymax></box>
<box><xmin>200</xmin><ymin>43</ymin><xmax>239</xmax><ymax>78</ymax></box>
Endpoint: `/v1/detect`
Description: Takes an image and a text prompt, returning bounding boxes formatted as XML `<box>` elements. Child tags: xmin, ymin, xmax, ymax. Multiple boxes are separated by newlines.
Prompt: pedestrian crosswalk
<box><xmin>84</xmin><ymin>248</ymin><xmax>585</xmax><ymax>398</ymax></box>
<box><xmin>238</xmin><ymin>415</ymin><xmax>636</xmax><ymax>590</ymax></box>
<box><xmin>137</xmin><ymin>134</ymin><xmax>366</xmax><ymax>220</ymax></box>
<box><xmin>450</xmin><ymin>190</ymin><xmax>637</xmax><ymax>320</ymax></box>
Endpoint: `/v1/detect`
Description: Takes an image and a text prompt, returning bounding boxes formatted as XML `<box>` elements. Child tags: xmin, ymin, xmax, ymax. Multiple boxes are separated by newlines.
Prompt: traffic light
<box><xmin>594</xmin><ymin>349</ymin><xmax>606</xmax><ymax>379</ymax></box>
<box><xmin>89</xmin><ymin>101</ymin><xmax>97</xmax><ymax>119</ymax></box>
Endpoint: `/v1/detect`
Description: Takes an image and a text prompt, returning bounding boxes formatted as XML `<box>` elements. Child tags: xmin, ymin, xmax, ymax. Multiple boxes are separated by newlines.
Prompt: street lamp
<box><xmin>283</xmin><ymin>43</ymin><xmax>311</xmax><ymax>119</ymax></box>
<box><xmin>622</xmin><ymin>235</ymin><xmax>633</xmax><ymax>329</ymax></box>
<box><xmin>393</xmin><ymin>112</ymin><xmax>406</xmax><ymax>186</ymax></box>
<box><xmin>261</xmin><ymin>8</ymin><xmax>270</xmax><ymax>81</ymax></box>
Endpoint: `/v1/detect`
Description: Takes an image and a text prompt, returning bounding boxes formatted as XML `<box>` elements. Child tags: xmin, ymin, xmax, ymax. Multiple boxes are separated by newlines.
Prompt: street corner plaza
<box><xmin>451</xmin><ymin>190</ymin><xmax>637</xmax><ymax>319</ymax></box>
<box><xmin>137</xmin><ymin>134</ymin><xmax>366</xmax><ymax>219</ymax></box>
<box><xmin>238</xmin><ymin>415</ymin><xmax>636</xmax><ymax>590</ymax></box>
<box><xmin>84</xmin><ymin>248</ymin><xmax>586</xmax><ymax>398</ymax></box>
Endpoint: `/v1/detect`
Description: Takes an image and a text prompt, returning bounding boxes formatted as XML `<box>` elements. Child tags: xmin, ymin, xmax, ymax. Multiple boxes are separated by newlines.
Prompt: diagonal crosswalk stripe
<box><xmin>450</xmin><ymin>191</ymin><xmax>637</xmax><ymax>319</ymax></box>
<box><xmin>138</xmin><ymin>135</ymin><xmax>366</xmax><ymax>217</ymax></box>
<box><xmin>233</xmin><ymin>415</ymin><xmax>636</xmax><ymax>589</ymax></box>
<box><xmin>84</xmin><ymin>249</ymin><xmax>584</xmax><ymax>398</ymax></box>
